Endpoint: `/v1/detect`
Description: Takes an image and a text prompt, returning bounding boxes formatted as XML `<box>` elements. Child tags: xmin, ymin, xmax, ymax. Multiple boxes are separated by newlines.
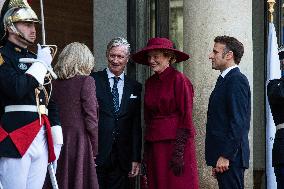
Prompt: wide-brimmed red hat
<box><xmin>131</xmin><ymin>37</ymin><xmax>190</xmax><ymax>65</ymax></box>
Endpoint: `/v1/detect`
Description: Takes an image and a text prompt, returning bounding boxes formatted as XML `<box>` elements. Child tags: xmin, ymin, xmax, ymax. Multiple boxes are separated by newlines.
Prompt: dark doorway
<box><xmin>30</xmin><ymin>0</ymin><xmax>93</xmax><ymax>56</ymax></box>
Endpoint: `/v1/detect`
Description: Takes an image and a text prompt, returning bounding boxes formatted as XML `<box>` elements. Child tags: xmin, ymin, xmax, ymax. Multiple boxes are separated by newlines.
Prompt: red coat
<box><xmin>144</xmin><ymin>66</ymin><xmax>199</xmax><ymax>189</ymax></box>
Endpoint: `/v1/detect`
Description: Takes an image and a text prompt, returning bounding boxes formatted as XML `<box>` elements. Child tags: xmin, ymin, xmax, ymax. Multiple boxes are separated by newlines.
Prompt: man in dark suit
<box><xmin>91</xmin><ymin>37</ymin><xmax>142</xmax><ymax>189</ymax></box>
<box><xmin>205</xmin><ymin>36</ymin><xmax>251</xmax><ymax>189</ymax></box>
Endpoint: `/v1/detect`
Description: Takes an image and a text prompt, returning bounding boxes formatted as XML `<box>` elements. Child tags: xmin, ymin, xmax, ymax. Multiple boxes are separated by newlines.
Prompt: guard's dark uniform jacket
<box><xmin>267</xmin><ymin>78</ymin><xmax>284</xmax><ymax>166</ymax></box>
<box><xmin>0</xmin><ymin>40</ymin><xmax>60</xmax><ymax>159</ymax></box>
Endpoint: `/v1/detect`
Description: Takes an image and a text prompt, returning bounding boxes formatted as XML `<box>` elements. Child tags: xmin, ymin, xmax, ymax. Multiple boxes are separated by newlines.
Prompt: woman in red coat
<box><xmin>132</xmin><ymin>38</ymin><xmax>199</xmax><ymax>189</ymax></box>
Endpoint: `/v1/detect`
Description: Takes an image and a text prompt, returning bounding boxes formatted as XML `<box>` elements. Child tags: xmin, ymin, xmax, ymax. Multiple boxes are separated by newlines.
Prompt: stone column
<box><xmin>183</xmin><ymin>1</ymin><xmax>253</xmax><ymax>188</ymax></box>
<box><xmin>252</xmin><ymin>0</ymin><xmax>265</xmax><ymax>188</ymax></box>
<box><xmin>93</xmin><ymin>0</ymin><xmax>127</xmax><ymax>71</ymax></box>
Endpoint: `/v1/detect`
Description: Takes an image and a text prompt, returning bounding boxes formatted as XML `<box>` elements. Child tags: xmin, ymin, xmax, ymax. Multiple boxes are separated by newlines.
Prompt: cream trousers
<box><xmin>0</xmin><ymin>126</ymin><xmax>48</xmax><ymax>189</ymax></box>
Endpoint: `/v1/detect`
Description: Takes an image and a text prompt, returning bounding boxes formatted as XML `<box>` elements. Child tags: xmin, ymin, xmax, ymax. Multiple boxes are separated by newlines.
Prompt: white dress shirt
<box><xmin>106</xmin><ymin>68</ymin><xmax>124</xmax><ymax>107</ymax></box>
<box><xmin>220</xmin><ymin>65</ymin><xmax>238</xmax><ymax>78</ymax></box>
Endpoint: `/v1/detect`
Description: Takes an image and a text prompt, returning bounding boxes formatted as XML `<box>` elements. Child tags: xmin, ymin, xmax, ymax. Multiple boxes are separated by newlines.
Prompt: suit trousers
<box><xmin>216</xmin><ymin>165</ymin><xmax>245</xmax><ymax>189</ymax></box>
<box><xmin>274</xmin><ymin>165</ymin><xmax>284</xmax><ymax>189</ymax></box>
<box><xmin>96</xmin><ymin>143</ymin><xmax>130</xmax><ymax>189</ymax></box>
<box><xmin>0</xmin><ymin>126</ymin><xmax>49</xmax><ymax>189</ymax></box>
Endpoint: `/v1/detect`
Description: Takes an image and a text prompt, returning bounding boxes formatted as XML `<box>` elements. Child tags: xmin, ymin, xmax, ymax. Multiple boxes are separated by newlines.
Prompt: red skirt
<box><xmin>145</xmin><ymin>139</ymin><xmax>199</xmax><ymax>189</ymax></box>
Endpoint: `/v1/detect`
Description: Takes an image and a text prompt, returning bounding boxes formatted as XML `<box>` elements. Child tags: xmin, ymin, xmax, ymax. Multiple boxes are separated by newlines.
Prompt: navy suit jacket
<box><xmin>91</xmin><ymin>69</ymin><xmax>142</xmax><ymax>172</ymax></box>
<box><xmin>205</xmin><ymin>67</ymin><xmax>251</xmax><ymax>168</ymax></box>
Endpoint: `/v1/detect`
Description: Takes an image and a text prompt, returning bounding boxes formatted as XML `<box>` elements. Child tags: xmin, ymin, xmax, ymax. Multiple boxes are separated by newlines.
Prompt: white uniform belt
<box><xmin>276</xmin><ymin>123</ymin><xmax>284</xmax><ymax>131</ymax></box>
<box><xmin>4</xmin><ymin>105</ymin><xmax>48</xmax><ymax>115</ymax></box>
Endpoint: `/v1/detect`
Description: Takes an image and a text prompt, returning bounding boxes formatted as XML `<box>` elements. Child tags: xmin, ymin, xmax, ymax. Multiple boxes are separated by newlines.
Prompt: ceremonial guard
<box><xmin>267</xmin><ymin>48</ymin><xmax>284</xmax><ymax>189</ymax></box>
<box><xmin>0</xmin><ymin>0</ymin><xmax>63</xmax><ymax>188</ymax></box>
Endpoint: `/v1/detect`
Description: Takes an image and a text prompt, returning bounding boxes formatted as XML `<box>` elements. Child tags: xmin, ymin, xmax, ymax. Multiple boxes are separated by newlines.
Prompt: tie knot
<box><xmin>113</xmin><ymin>77</ymin><xmax>120</xmax><ymax>83</ymax></box>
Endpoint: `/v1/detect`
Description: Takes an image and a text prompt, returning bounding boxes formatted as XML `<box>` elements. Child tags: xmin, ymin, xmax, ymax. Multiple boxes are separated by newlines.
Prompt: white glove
<box><xmin>54</xmin><ymin>144</ymin><xmax>62</xmax><ymax>160</ymax></box>
<box><xmin>37</xmin><ymin>44</ymin><xmax>52</xmax><ymax>68</ymax></box>
<box><xmin>51</xmin><ymin>125</ymin><xmax>63</xmax><ymax>161</ymax></box>
<box><xmin>21</xmin><ymin>44</ymin><xmax>58</xmax><ymax>80</ymax></box>
<box><xmin>52</xmin><ymin>144</ymin><xmax>62</xmax><ymax>172</ymax></box>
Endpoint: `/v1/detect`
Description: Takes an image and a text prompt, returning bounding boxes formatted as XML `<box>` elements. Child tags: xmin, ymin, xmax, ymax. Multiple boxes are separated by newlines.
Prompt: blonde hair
<box><xmin>54</xmin><ymin>42</ymin><xmax>95</xmax><ymax>79</ymax></box>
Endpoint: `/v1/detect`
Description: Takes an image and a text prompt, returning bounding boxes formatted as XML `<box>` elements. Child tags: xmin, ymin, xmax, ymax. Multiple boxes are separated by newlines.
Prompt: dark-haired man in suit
<box><xmin>91</xmin><ymin>37</ymin><xmax>142</xmax><ymax>189</ymax></box>
<box><xmin>205</xmin><ymin>36</ymin><xmax>251</xmax><ymax>189</ymax></box>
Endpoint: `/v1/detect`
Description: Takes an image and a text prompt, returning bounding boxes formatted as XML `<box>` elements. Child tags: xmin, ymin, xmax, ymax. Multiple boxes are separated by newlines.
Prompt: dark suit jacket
<box><xmin>91</xmin><ymin>69</ymin><xmax>142</xmax><ymax>172</ymax></box>
<box><xmin>205</xmin><ymin>67</ymin><xmax>251</xmax><ymax>168</ymax></box>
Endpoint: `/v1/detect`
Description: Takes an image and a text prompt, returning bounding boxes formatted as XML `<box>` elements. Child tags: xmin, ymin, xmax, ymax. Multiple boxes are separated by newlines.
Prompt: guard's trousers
<box><xmin>0</xmin><ymin>126</ymin><xmax>48</xmax><ymax>189</ymax></box>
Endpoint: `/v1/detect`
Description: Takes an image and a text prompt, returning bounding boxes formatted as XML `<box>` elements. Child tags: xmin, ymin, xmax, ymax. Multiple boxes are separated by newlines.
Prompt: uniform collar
<box><xmin>6</xmin><ymin>40</ymin><xmax>29</xmax><ymax>55</ymax></box>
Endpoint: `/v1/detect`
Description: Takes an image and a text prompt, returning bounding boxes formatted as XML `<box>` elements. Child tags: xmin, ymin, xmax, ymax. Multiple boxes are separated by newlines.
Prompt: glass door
<box><xmin>148</xmin><ymin>0</ymin><xmax>185</xmax><ymax>72</ymax></box>
<box><xmin>169</xmin><ymin>0</ymin><xmax>184</xmax><ymax>72</ymax></box>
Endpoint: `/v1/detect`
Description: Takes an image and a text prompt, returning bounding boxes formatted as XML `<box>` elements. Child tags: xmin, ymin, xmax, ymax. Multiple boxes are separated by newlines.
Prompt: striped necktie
<box><xmin>112</xmin><ymin>77</ymin><xmax>120</xmax><ymax>113</ymax></box>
